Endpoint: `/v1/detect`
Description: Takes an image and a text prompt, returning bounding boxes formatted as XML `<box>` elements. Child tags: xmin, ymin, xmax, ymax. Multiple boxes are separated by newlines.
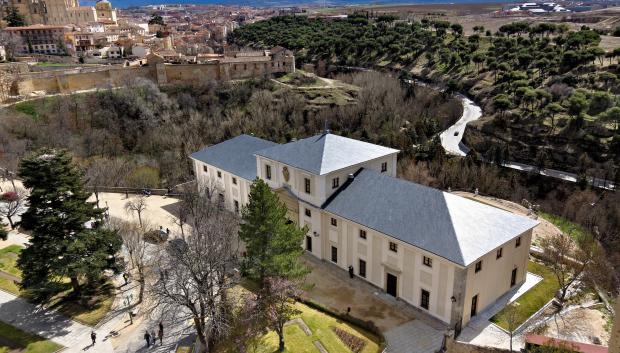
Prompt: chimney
<box><xmin>348</xmin><ymin>173</ymin><xmax>354</xmax><ymax>180</ymax></box>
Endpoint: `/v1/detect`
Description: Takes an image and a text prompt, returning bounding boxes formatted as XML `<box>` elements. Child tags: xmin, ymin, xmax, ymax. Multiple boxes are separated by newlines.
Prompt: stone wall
<box><xmin>10</xmin><ymin>53</ymin><xmax>295</xmax><ymax>98</ymax></box>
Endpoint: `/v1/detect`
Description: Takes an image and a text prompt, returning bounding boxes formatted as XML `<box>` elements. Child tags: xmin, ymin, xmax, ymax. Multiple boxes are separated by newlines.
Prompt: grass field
<box><xmin>491</xmin><ymin>261</ymin><xmax>560</xmax><ymax>330</ymax></box>
<box><xmin>0</xmin><ymin>245</ymin><xmax>23</xmax><ymax>295</ymax></box>
<box><xmin>0</xmin><ymin>321</ymin><xmax>62</xmax><ymax>353</ymax></box>
<box><xmin>0</xmin><ymin>245</ymin><xmax>114</xmax><ymax>326</ymax></box>
<box><xmin>252</xmin><ymin>302</ymin><xmax>381</xmax><ymax>353</ymax></box>
<box><xmin>538</xmin><ymin>211</ymin><xmax>589</xmax><ymax>242</ymax></box>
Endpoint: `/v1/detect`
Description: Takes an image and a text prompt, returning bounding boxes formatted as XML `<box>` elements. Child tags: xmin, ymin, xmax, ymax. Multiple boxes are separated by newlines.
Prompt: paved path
<box><xmin>457</xmin><ymin>272</ymin><xmax>543</xmax><ymax>350</ymax></box>
<box><xmin>0</xmin><ymin>289</ymin><xmax>114</xmax><ymax>352</ymax></box>
<box><xmin>0</xmin><ymin>272</ymin><xmax>139</xmax><ymax>353</ymax></box>
<box><xmin>385</xmin><ymin>320</ymin><xmax>445</xmax><ymax>353</ymax></box>
<box><xmin>439</xmin><ymin>96</ymin><xmax>482</xmax><ymax>156</ymax></box>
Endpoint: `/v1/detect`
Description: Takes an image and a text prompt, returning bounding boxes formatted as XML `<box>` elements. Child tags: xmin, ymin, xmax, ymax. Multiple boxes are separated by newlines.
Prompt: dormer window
<box><xmin>381</xmin><ymin>162</ymin><xmax>388</xmax><ymax>173</ymax></box>
<box><xmin>265</xmin><ymin>165</ymin><xmax>272</xmax><ymax>180</ymax></box>
<box><xmin>332</xmin><ymin>177</ymin><xmax>339</xmax><ymax>189</ymax></box>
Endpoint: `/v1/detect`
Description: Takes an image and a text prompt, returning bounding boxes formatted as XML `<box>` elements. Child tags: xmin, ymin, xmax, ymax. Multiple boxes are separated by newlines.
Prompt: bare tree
<box><xmin>113</xmin><ymin>218</ymin><xmax>152</xmax><ymax>304</ymax></box>
<box><xmin>540</xmin><ymin>233</ymin><xmax>601</xmax><ymax>303</ymax></box>
<box><xmin>124</xmin><ymin>195</ymin><xmax>147</xmax><ymax>227</ymax></box>
<box><xmin>0</xmin><ymin>32</ymin><xmax>23</xmax><ymax>61</ymax></box>
<box><xmin>260</xmin><ymin>277</ymin><xmax>302</xmax><ymax>352</ymax></box>
<box><xmin>0</xmin><ymin>187</ymin><xmax>26</xmax><ymax>229</ymax></box>
<box><xmin>504</xmin><ymin>302</ymin><xmax>520</xmax><ymax>351</ymax></box>
<box><xmin>149</xmin><ymin>191</ymin><xmax>239</xmax><ymax>352</ymax></box>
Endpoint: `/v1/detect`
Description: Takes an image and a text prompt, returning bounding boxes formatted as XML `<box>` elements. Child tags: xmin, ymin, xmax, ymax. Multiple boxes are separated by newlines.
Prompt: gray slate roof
<box><xmin>324</xmin><ymin>169</ymin><xmax>539</xmax><ymax>266</ymax></box>
<box><xmin>190</xmin><ymin>135</ymin><xmax>278</xmax><ymax>181</ymax></box>
<box><xmin>255</xmin><ymin>133</ymin><xmax>399</xmax><ymax>175</ymax></box>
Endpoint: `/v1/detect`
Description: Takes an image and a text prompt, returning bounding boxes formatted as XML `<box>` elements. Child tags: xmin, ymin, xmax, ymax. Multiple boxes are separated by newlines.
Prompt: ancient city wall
<box><xmin>10</xmin><ymin>53</ymin><xmax>295</xmax><ymax>98</ymax></box>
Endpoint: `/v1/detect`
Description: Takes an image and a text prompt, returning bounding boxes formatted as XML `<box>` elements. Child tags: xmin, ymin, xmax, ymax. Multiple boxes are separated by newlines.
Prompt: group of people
<box><xmin>144</xmin><ymin>321</ymin><xmax>165</xmax><ymax>348</ymax></box>
<box><xmin>89</xmin><ymin>321</ymin><xmax>164</xmax><ymax>349</ymax></box>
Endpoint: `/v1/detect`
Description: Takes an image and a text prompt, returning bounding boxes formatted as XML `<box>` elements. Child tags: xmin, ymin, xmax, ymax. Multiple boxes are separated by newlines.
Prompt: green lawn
<box><xmin>13</xmin><ymin>101</ymin><xmax>39</xmax><ymax>119</ymax></box>
<box><xmin>0</xmin><ymin>245</ymin><xmax>114</xmax><ymax>326</ymax></box>
<box><xmin>0</xmin><ymin>321</ymin><xmax>62</xmax><ymax>353</ymax></box>
<box><xmin>46</xmin><ymin>282</ymin><xmax>115</xmax><ymax>327</ymax></box>
<box><xmin>539</xmin><ymin>211</ymin><xmax>589</xmax><ymax>242</ymax></box>
<box><xmin>491</xmin><ymin>261</ymin><xmax>560</xmax><ymax>330</ymax></box>
<box><xmin>0</xmin><ymin>245</ymin><xmax>23</xmax><ymax>295</ymax></box>
<box><xmin>252</xmin><ymin>302</ymin><xmax>381</xmax><ymax>353</ymax></box>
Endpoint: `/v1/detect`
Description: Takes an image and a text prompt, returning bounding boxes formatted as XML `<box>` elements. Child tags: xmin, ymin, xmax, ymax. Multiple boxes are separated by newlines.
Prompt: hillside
<box><xmin>230</xmin><ymin>15</ymin><xmax>620</xmax><ymax>181</ymax></box>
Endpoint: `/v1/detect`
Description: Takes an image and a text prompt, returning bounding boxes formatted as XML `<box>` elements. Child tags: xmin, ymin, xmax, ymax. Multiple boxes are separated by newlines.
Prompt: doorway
<box><xmin>511</xmin><ymin>268</ymin><xmax>517</xmax><ymax>287</ymax></box>
<box><xmin>386</xmin><ymin>273</ymin><xmax>397</xmax><ymax>297</ymax></box>
<box><xmin>306</xmin><ymin>235</ymin><xmax>312</xmax><ymax>252</ymax></box>
<box><xmin>471</xmin><ymin>294</ymin><xmax>478</xmax><ymax>318</ymax></box>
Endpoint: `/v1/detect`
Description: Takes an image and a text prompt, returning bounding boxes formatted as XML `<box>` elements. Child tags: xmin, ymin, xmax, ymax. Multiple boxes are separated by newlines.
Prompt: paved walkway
<box><xmin>0</xmin><ymin>270</ymin><xmax>140</xmax><ymax>353</ymax></box>
<box><xmin>385</xmin><ymin>320</ymin><xmax>445</xmax><ymax>353</ymax></box>
<box><xmin>0</xmin><ymin>289</ymin><xmax>113</xmax><ymax>352</ymax></box>
<box><xmin>89</xmin><ymin>192</ymin><xmax>182</xmax><ymax>234</ymax></box>
<box><xmin>302</xmin><ymin>255</ymin><xmax>447</xmax><ymax>353</ymax></box>
<box><xmin>457</xmin><ymin>272</ymin><xmax>543</xmax><ymax>350</ymax></box>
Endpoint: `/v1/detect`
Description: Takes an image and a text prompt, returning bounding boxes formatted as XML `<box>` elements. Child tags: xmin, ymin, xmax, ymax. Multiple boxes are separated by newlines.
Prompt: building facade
<box><xmin>0</xmin><ymin>0</ymin><xmax>117</xmax><ymax>26</ymax></box>
<box><xmin>4</xmin><ymin>24</ymin><xmax>70</xmax><ymax>55</ymax></box>
<box><xmin>190</xmin><ymin>133</ymin><xmax>538</xmax><ymax>329</ymax></box>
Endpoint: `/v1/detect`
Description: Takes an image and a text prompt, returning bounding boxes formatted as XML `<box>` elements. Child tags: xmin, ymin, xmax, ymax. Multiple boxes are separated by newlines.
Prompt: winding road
<box><xmin>439</xmin><ymin>96</ymin><xmax>482</xmax><ymax>156</ymax></box>
<box><xmin>439</xmin><ymin>94</ymin><xmax>615</xmax><ymax>190</ymax></box>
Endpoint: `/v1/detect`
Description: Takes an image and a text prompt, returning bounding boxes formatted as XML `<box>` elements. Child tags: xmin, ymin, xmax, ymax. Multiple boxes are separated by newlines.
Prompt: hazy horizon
<box><xmin>91</xmin><ymin>0</ymin><xmax>507</xmax><ymax>9</ymax></box>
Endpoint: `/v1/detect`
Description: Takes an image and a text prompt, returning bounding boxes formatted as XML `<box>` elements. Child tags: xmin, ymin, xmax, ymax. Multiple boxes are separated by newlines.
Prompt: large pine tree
<box><xmin>17</xmin><ymin>149</ymin><xmax>121</xmax><ymax>297</ymax></box>
<box><xmin>239</xmin><ymin>179</ymin><xmax>307</xmax><ymax>287</ymax></box>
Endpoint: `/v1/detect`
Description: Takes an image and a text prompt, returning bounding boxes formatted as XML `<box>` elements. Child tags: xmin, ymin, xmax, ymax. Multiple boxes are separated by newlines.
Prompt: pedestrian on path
<box><xmin>144</xmin><ymin>331</ymin><xmax>151</xmax><ymax>348</ymax></box>
<box><xmin>151</xmin><ymin>330</ymin><xmax>157</xmax><ymax>346</ymax></box>
<box><xmin>90</xmin><ymin>331</ymin><xmax>96</xmax><ymax>345</ymax></box>
<box><xmin>158</xmin><ymin>321</ymin><xmax>164</xmax><ymax>345</ymax></box>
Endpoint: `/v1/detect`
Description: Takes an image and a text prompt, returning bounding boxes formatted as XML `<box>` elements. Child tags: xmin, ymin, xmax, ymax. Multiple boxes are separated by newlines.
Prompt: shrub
<box><xmin>125</xmin><ymin>166</ymin><xmax>160</xmax><ymax>188</ymax></box>
<box><xmin>331</xmin><ymin>326</ymin><xmax>367</xmax><ymax>353</ymax></box>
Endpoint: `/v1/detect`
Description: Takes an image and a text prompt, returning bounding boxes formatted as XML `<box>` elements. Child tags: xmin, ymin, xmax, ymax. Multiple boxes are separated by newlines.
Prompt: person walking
<box><xmin>90</xmin><ymin>331</ymin><xmax>96</xmax><ymax>346</ymax></box>
<box><xmin>144</xmin><ymin>331</ymin><xmax>151</xmax><ymax>348</ymax></box>
<box><xmin>158</xmin><ymin>321</ymin><xmax>164</xmax><ymax>345</ymax></box>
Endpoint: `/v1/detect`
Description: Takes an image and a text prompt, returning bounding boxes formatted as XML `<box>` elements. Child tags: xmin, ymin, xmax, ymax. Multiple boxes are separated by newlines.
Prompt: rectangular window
<box><xmin>359</xmin><ymin>229</ymin><xmax>367</xmax><ymax>239</ymax></box>
<box><xmin>516</xmin><ymin>236</ymin><xmax>521</xmax><ymax>247</ymax></box>
<box><xmin>232</xmin><ymin>177</ymin><xmax>237</xmax><ymax>185</ymax></box>
<box><xmin>305</xmin><ymin>208</ymin><xmax>311</xmax><ymax>217</ymax></box>
<box><xmin>496</xmin><ymin>248</ymin><xmax>503</xmax><ymax>259</ymax></box>
<box><xmin>420</xmin><ymin>289</ymin><xmax>430</xmax><ymax>310</ymax></box>
<box><xmin>331</xmin><ymin>246</ymin><xmax>337</xmax><ymax>263</ymax></box>
<box><xmin>389</xmin><ymin>242</ymin><xmax>398</xmax><ymax>253</ymax></box>
<box><xmin>359</xmin><ymin>259</ymin><xmax>366</xmax><ymax>278</ymax></box>
<box><xmin>218</xmin><ymin>193</ymin><xmax>224</xmax><ymax>206</ymax></box>
<box><xmin>381</xmin><ymin>162</ymin><xmax>388</xmax><ymax>173</ymax></box>
<box><xmin>234</xmin><ymin>200</ymin><xmax>239</xmax><ymax>214</ymax></box>
<box><xmin>203</xmin><ymin>165</ymin><xmax>208</xmax><ymax>173</ymax></box>
<box><xmin>265</xmin><ymin>165</ymin><xmax>272</xmax><ymax>180</ymax></box>
<box><xmin>332</xmin><ymin>177</ymin><xmax>339</xmax><ymax>189</ymax></box>
<box><xmin>304</xmin><ymin>178</ymin><xmax>311</xmax><ymax>194</ymax></box>
<box><xmin>423</xmin><ymin>256</ymin><xmax>432</xmax><ymax>268</ymax></box>
<box><xmin>330</xmin><ymin>218</ymin><xmax>337</xmax><ymax>227</ymax></box>
<box><xmin>217</xmin><ymin>170</ymin><xmax>222</xmax><ymax>178</ymax></box>
<box><xmin>475</xmin><ymin>260</ymin><xmax>482</xmax><ymax>273</ymax></box>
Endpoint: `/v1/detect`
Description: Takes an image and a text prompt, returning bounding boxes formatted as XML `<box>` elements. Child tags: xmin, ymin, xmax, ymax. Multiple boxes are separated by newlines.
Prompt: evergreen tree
<box><xmin>4</xmin><ymin>7</ymin><xmax>25</xmax><ymax>27</ymax></box>
<box><xmin>239</xmin><ymin>179</ymin><xmax>307</xmax><ymax>287</ymax></box>
<box><xmin>17</xmin><ymin>149</ymin><xmax>121</xmax><ymax>297</ymax></box>
<box><xmin>0</xmin><ymin>222</ymin><xmax>7</xmax><ymax>241</ymax></box>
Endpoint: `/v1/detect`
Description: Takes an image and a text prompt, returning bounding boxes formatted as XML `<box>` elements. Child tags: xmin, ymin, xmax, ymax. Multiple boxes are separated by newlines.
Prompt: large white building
<box><xmin>190</xmin><ymin>133</ymin><xmax>538</xmax><ymax>330</ymax></box>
